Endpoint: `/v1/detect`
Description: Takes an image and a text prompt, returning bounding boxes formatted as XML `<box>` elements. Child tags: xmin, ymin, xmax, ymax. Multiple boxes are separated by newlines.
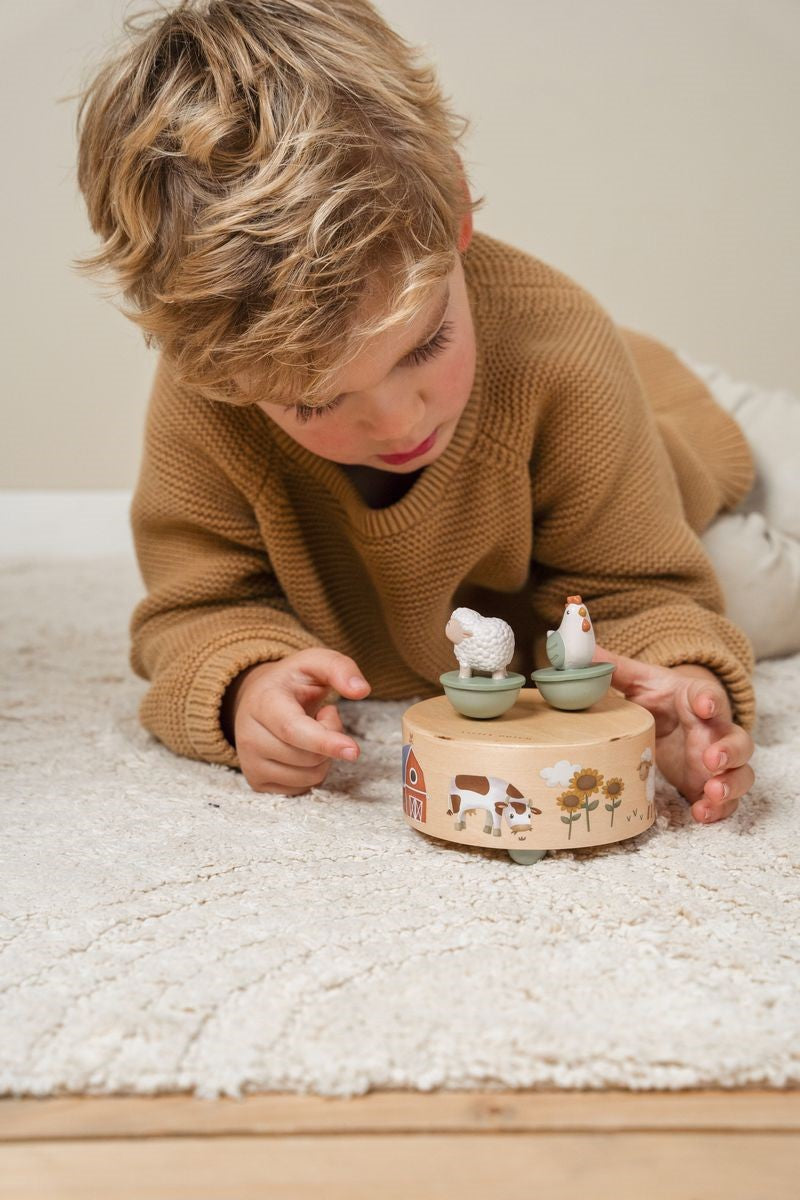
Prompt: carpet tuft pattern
<box><xmin>1</xmin><ymin>558</ymin><xmax>798</xmax><ymax>1097</ymax></box>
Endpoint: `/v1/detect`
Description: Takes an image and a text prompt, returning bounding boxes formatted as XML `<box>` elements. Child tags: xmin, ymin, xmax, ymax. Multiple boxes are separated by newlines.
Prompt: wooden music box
<box><xmin>401</xmin><ymin>599</ymin><xmax>656</xmax><ymax>864</ymax></box>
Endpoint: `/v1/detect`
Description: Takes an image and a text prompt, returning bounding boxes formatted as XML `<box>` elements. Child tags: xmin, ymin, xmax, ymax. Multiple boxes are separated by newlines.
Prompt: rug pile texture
<box><xmin>1</xmin><ymin>557</ymin><xmax>798</xmax><ymax>1098</ymax></box>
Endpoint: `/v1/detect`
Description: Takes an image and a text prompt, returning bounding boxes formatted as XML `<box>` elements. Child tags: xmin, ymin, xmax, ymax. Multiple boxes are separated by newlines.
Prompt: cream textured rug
<box><xmin>1</xmin><ymin>555</ymin><xmax>798</xmax><ymax>1099</ymax></box>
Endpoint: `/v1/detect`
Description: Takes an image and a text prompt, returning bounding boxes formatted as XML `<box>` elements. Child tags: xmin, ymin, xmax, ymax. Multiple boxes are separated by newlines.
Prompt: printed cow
<box><xmin>447</xmin><ymin>774</ymin><xmax>541</xmax><ymax>837</ymax></box>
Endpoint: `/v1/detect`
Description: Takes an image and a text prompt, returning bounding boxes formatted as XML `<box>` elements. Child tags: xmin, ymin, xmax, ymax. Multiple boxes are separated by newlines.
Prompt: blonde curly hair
<box><xmin>73</xmin><ymin>0</ymin><xmax>483</xmax><ymax>407</ymax></box>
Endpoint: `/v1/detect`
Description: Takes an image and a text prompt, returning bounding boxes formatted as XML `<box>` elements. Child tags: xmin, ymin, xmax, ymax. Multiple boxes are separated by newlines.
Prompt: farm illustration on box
<box><xmin>400</xmin><ymin>597</ymin><xmax>657</xmax><ymax>865</ymax></box>
<box><xmin>402</xmin><ymin>748</ymin><xmax>656</xmax><ymax>841</ymax></box>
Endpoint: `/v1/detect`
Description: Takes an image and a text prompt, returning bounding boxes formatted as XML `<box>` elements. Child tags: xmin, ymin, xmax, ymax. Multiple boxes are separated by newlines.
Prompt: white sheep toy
<box><xmin>445</xmin><ymin>607</ymin><xmax>515</xmax><ymax>679</ymax></box>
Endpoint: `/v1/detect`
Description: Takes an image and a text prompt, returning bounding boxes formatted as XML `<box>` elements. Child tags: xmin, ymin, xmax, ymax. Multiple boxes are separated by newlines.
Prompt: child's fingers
<box><xmin>685</xmin><ymin>676</ymin><xmax>730</xmax><ymax>722</ymax></box>
<box><xmin>234</xmin><ymin>715</ymin><xmax>324</xmax><ymax>770</ymax></box>
<box><xmin>693</xmin><ymin>763</ymin><xmax>755</xmax><ymax>822</ymax></box>
<box><xmin>243</xmin><ymin>755</ymin><xmax>333</xmax><ymax>796</ymax></box>
<box><xmin>291</xmin><ymin>648</ymin><xmax>371</xmax><ymax>700</ymax></box>
<box><xmin>702</xmin><ymin>728</ymin><xmax>755</xmax><ymax>774</ymax></box>
<box><xmin>692</xmin><ymin>793</ymin><xmax>739</xmax><ymax>823</ymax></box>
<box><xmin>315</xmin><ymin>704</ymin><xmax>345</xmax><ymax>733</ymax></box>
<box><xmin>703</xmin><ymin>762</ymin><xmax>755</xmax><ymax>806</ymax></box>
<box><xmin>236</xmin><ymin>709</ymin><xmax>348</xmax><ymax>794</ymax></box>
<box><xmin>246</xmin><ymin>693</ymin><xmax>358</xmax><ymax>763</ymax></box>
<box><xmin>274</xmin><ymin>702</ymin><xmax>358</xmax><ymax>760</ymax></box>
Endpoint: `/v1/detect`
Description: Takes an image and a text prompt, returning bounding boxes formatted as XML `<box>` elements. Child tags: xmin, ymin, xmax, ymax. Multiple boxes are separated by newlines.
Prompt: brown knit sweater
<box><xmin>130</xmin><ymin>230</ymin><xmax>756</xmax><ymax>769</ymax></box>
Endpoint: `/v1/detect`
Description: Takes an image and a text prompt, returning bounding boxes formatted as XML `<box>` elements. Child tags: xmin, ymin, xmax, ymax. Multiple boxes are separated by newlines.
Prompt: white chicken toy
<box><xmin>546</xmin><ymin>595</ymin><xmax>596</xmax><ymax>670</ymax></box>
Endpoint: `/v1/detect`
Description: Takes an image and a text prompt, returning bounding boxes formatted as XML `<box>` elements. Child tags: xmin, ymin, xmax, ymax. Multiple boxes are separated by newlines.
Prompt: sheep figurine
<box><xmin>445</xmin><ymin>607</ymin><xmax>515</xmax><ymax>679</ymax></box>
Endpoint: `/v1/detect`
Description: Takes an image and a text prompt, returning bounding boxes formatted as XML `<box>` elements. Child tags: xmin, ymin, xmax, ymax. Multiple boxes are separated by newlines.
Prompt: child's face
<box><xmin>256</xmin><ymin>254</ymin><xmax>476</xmax><ymax>471</ymax></box>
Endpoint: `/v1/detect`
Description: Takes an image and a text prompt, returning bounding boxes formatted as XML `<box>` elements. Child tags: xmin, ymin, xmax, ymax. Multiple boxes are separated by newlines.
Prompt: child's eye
<box><xmin>404</xmin><ymin>320</ymin><xmax>453</xmax><ymax>367</ymax></box>
<box><xmin>293</xmin><ymin>395</ymin><xmax>345</xmax><ymax>425</ymax></box>
<box><xmin>292</xmin><ymin>320</ymin><xmax>454</xmax><ymax>425</ymax></box>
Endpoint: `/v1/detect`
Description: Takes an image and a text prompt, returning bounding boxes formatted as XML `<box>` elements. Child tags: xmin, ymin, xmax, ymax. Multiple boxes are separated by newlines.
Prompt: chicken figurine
<box><xmin>546</xmin><ymin>595</ymin><xmax>595</xmax><ymax>670</ymax></box>
<box><xmin>531</xmin><ymin>595</ymin><xmax>614</xmax><ymax>711</ymax></box>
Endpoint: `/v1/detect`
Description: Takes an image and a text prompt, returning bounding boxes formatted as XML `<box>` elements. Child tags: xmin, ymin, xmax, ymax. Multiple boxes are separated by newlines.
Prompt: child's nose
<box><xmin>365</xmin><ymin>390</ymin><xmax>426</xmax><ymax>442</ymax></box>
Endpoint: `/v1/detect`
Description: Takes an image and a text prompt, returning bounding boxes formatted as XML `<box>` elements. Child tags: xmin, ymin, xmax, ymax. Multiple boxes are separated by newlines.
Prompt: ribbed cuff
<box><xmin>185</xmin><ymin>630</ymin><xmax>327</xmax><ymax>769</ymax></box>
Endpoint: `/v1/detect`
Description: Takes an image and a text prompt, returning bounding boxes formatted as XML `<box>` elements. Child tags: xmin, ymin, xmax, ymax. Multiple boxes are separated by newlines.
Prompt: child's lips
<box><xmin>377</xmin><ymin>429</ymin><xmax>438</xmax><ymax>464</ymax></box>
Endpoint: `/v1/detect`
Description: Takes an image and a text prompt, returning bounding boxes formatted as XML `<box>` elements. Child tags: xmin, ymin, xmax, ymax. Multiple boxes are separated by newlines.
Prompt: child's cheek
<box><xmin>438</xmin><ymin>332</ymin><xmax>476</xmax><ymax>416</ymax></box>
<box><xmin>294</xmin><ymin>422</ymin><xmax>351</xmax><ymax>459</ymax></box>
<box><xmin>317</xmin><ymin>426</ymin><xmax>356</xmax><ymax>458</ymax></box>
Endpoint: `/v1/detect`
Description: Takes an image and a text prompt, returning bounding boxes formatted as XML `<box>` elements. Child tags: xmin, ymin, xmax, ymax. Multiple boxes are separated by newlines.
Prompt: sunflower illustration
<box><xmin>569</xmin><ymin>768</ymin><xmax>604</xmax><ymax>796</ymax></box>
<box><xmin>555</xmin><ymin>789</ymin><xmax>582</xmax><ymax>839</ymax></box>
<box><xmin>557</xmin><ymin>767</ymin><xmax>602</xmax><ymax>833</ymax></box>
<box><xmin>556</xmin><ymin>790</ymin><xmax>582</xmax><ymax>815</ymax></box>
<box><xmin>603</xmin><ymin>777</ymin><xmax>625</xmax><ymax>827</ymax></box>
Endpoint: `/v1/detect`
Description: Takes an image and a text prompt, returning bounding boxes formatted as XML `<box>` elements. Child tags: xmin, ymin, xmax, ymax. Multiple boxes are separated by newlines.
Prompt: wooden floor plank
<box><xmin>0</xmin><ymin>1132</ymin><xmax>796</xmax><ymax>1200</ymax></box>
<box><xmin>2</xmin><ymin>1088</ymin><xmax>799</xmax><ymax>1141</ymax></box>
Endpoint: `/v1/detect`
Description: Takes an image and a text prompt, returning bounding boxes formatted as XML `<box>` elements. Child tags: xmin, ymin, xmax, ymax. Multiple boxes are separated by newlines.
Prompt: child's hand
<box><xmin>592</xmin><ymin>644</ymin><xmax>755</xmax><ymax>823</ymax></box>
<box><xmin>221</xmin><ymin>648</ymin><xmax>371</xmax><ymax>795</ymax></box>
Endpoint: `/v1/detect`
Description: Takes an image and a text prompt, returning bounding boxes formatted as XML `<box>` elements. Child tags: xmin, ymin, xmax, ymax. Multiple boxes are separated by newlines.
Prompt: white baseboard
<box><xmin>0</xmin><ymin>491</ymin><xmax>134</xmax><ymax>556</ymax></box>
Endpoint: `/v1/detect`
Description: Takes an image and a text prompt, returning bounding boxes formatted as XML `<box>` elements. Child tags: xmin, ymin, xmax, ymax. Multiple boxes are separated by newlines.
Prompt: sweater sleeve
<box><xmin>529</xmin><ymin>302</ymin><xmax>756</xmax><ymax>730</ymax></box>
<box><xmin>130</xmin><ymin>364</ymin><xmax>327</xmax><ymax>769</ymax></box>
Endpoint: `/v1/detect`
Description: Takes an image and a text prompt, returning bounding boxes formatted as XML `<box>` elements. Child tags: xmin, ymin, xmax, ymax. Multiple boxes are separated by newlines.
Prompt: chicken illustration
<box><xmin>546</xmin><ymin>595</ymin><xmax>596</xmax><ymax>670</ymax></box>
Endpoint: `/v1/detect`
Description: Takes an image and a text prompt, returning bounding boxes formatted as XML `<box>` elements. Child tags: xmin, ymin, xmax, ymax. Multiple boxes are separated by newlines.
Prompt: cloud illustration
<box><xmin>539</xmin><ymin>759</ymin><xmax>582</xmax><ymax>788</ymax></box>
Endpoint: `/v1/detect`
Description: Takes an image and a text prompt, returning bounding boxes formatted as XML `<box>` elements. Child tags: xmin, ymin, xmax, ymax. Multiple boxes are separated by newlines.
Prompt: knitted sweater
<box><xmin>130</xmin><ymin>230</ymin><xmax>756</xmax><ymax>769</ymax></box>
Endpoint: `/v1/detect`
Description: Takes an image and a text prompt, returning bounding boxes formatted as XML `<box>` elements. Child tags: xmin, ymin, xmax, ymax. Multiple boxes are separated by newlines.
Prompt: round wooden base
<box><xmin>401</xmin><ymin>688</ymin><xmax>656</xmax><ymax>861</ymax></box>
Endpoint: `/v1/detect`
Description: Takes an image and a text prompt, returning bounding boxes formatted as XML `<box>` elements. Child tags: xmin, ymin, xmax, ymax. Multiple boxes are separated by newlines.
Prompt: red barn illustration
<box><xmin>402</xmin><ymin>743</ymin><xmax>427</xmax><ymax>823</ymax></box>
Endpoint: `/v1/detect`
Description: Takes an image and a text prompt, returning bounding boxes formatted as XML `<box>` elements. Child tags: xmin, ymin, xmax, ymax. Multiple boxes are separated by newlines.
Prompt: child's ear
<box><xmin>457</xmin><ymin>204</ymin><xmax>473</xmax><ymax>254</ymax></box>
<box><xmin>454</xmin><ymin>154</ymin><xmax>473</xmax><ymax>253</ymax></box>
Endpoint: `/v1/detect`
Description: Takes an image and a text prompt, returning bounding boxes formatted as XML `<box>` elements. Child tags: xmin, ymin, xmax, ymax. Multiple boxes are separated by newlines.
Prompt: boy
<box><xmin>75</xmin><ymin>0</ymin><xmax>760</xmax><ymax>823</ymax></box>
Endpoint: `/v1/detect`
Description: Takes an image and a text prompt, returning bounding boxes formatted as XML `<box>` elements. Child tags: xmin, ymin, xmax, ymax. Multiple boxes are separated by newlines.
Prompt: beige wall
<box><xmin>2</xmin><ymin>0</ymin><xmax>798</xmax><ymax>488</ymax></box>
